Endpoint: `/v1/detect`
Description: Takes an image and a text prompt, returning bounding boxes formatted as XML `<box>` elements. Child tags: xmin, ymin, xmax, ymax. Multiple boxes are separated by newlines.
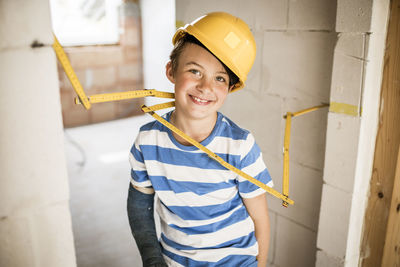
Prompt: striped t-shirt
<box><xmin>129</xmin><ymin>111</ymin><xmax>273</xmax><ymax>266</ymax></box>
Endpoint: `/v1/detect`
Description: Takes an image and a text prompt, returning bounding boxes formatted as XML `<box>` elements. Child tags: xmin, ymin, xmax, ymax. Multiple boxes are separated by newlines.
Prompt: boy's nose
<box><xmin>197</xmin><ymin>77</ymin><xmax>213</xmax><ymax>93</ymax></box>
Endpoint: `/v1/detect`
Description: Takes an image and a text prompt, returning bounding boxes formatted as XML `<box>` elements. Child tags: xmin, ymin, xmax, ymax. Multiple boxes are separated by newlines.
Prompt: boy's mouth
<box><xmin>189</xmin><ymin>95</ymin><xmax>212</xmax><ymax>105</ymax></box>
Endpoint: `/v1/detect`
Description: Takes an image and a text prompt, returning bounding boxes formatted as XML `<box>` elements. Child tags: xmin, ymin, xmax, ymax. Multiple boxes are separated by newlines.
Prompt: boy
<box><xmin>128</xmin><ymin>12</ymin><xmax>273</xmax><ymax>267</ymax></box>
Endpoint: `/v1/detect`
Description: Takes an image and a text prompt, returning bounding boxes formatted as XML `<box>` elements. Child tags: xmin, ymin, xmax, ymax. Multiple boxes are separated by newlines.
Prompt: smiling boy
<box><xmin>167</xmin><ymin>40</ymin><xmax>230</xmax><ymax>145</ymax></box>
<box><xmin>128</xmin><ymin>12</ymin><xmax>273</xmax><ymax>267</ymax></box>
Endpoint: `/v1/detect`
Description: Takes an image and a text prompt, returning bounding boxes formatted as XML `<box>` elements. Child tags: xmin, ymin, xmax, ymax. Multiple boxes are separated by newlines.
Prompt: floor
<box><xmin>64</xmin><ymin>114</ymin><xmax>153</xmax><ymax>267</ymax></box>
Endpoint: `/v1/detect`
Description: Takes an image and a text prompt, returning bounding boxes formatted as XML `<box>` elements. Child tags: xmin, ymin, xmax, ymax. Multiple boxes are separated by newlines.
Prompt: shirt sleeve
<box><xmin>129</xmin><ymin>135</ymin><xmax>153</xmax><ymax>189</ymax></box>
<box><xmin>237</xmin><ymin>133</ymin><xmax>273</xmax><ymax>199</ymax></box>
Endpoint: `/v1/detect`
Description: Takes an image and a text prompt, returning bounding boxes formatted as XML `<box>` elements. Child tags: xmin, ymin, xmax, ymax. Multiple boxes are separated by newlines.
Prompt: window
<box><xmin>50</xmin><ymin>0</ymin><xmax>122</xmax><ymax>46</ymax></box>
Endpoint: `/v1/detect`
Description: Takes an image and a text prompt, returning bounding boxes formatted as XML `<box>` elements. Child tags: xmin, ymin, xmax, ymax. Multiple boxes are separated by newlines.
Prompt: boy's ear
<box><xmin>166</xmin><ymin>61</ymin><xmax>175</xmax><ymax>83</ymax></box>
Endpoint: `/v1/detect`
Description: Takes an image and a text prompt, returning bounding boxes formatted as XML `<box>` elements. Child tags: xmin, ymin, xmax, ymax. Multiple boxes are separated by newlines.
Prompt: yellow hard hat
<box><xmin>172</xmin><ymin>12</ymin><xmax>256</xmax><ymax>92</ymax></box>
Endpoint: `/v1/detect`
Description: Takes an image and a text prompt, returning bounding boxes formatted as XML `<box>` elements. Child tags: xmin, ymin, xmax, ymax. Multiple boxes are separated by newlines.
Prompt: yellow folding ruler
<box><xmin>53</xmin><ymin>36</ymin><xmax>91</xmax><ymax>110</ymax></box>
<box><xmin>51</xmin><ymin>36</ymin><xmax>333</xmax><ymax>207</ymax></box>
<box><xmin>281</xmin><ymin>104</ymin><xmax>329</xmax><ymax>207</ymax></box>
<box><xmin>74</xmin><ymin>89</ymin><xmax>175</xmax><ymax>105</ymax></box>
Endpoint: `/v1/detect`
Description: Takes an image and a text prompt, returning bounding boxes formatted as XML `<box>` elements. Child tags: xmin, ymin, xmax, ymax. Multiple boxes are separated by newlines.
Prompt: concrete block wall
<box><xmin>176</xmin><ymin>1</ymin><xmax>336</xmax><ymax>266</ymax></box>
<box><xmin>59</xmin><ymin>0</ymin><xmax>144</xmax><ymax>128</ymax></box>
<box><xmin>0</xmin><ymin>0</ymin><xmax>76</xmax><ymax>266</ymax></box>
<box><xmin>316</xmin><ymin>1</ymin><xmax>390</xmax><ymax>266</ymax></box>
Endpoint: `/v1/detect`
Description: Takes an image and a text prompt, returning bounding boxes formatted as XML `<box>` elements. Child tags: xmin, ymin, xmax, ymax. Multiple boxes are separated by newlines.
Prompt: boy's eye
<box><xmin>189</xmin><ymin>69</ymin><xmax>200</xmax><ymax>75</ymax></box>
<box><xmin>216</xmin><ymin>76</ymin><xmax>227</xmax><ymax>83</ymax></box>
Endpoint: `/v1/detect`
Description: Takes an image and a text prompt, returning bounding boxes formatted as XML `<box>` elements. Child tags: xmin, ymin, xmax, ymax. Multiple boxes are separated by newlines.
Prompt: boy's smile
<box><xmin>166</xmin><ymin>43</ymin><xmax>231</xmax><ymax>125</ymax></box>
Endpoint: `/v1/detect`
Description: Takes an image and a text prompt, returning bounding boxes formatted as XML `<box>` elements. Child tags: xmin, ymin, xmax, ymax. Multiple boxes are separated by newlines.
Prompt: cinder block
<box><xmin>336</xmin><ymin>33</ymin><xmax>366</xmax><ymax>59</ymax></box>
<box><xmin>241</xmin><ymin>0</ymin><xmax>288</xmax><ymax>30</ymax></box>
<box><xmin>288</xmin><ymin>0</ymin><xmax>336</xmax><ymax>30</ymax></box>
<box><xmin>176</xmin><ymin>0</ymin><xmax>240</xmax><ymax>24</ymax></box>
<box><xmin>267</xmin><ymin>154</ymin><xmax>324</xmax><ymax>231</ymax></box>
<box><xmin>262</xmin><ymin>31</ymin><xmax>336</xmax><ymax>101</ymax></box>
<box><xmin>262</xmin><ymin>153</ymin><xmax>283</xmax><ymax>192</ymax></box>
<box><xmin>220</xmin><ymin>90</ymin><xmax>283</xmax><ymax>157</ymax></box>
<box><xmin>244</xmin><ymin>30</ymin><xmax>264</xmax><ymax>94</ymax></box>
<box><xmin>336</xmin><ymin>0</ymin><xmax>373</xmax><ymax>33</ymax></box>
<box><xmin>262</xmin><ymin>155</ymin><xmax>285</xmax><ymax>209</ymax></box>
<box><xmin>330</xmin><ymin>52</ymin><xmax>364</xmax><ymax>109</ymax></box>
<box><xmin>0</xmin><ymin>217</ymin><xmax>34</xmax><ymax>267</ymax></box>
<box><xmin>275</xmin><ymin>215</ymin><xmax>317</xmax><ymax>267</ymax></box>
<box><xmin>267</xmin><ymin>211</ymin><xmax>277</xmax><ymax>264</ymax></box>
<box><xmin>177</xmin><ymin>0</ymin><xmax>288</xmax><ymax>30</ymax></box>
<box><xmin>317</xmin><ymin>184</ymin><xmax>351</xmax><ymax>259</ymax></box>
<box><xmin>31</xmin><ymin>202</ymin><xmax>76</xmax><ymax>267</ymax></box>
<box><xmin>0</xmin><ymin>0</ymin><xmax>53</xmax><ymax>49</ymax></box>
<box><xmin>285</xmin><ymin>97</ymin><xmax>329</xmax><ymax>170</ymax></box>
<box><xmin>0</xmin><ymin>48</ymin><xmax>70</xmax><ymax>215</ymax></box>
<box><xmin>323</xmin><ymin>113</ymin><xmax>360</xmax><ymax>192</ymax></box>
<box><xmin>316</xmin><ymin>250</ymin><xmax>344</xmax><ymax>267</ymax></box>
<box><xmin>118</xmin><ymin>63</ymin><xmax>142</xmax><ymax>83</ymax></box>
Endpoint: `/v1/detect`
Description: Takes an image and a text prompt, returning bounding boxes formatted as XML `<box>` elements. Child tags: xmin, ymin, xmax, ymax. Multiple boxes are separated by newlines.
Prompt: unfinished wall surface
<box><xmin>176</xmin><ymin>1</ymin><xmax>336</xmax><ymax>266</ymax></box>
<box><xmin>316</xmin><ymin>1</ymin><xmax>390</xmax><ymax>266</ymax></box>
<box><xmin>0</xmin><ymin>0</ymin><xmax>76</xmax><ymax>266</ymax></box>
<box><xmin>59</xmin><ymin>1</ymin><xmax>144</xmax><ymax>128</ymax></box>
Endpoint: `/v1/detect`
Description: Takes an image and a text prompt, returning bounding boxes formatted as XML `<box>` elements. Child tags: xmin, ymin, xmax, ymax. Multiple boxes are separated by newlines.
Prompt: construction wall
<box><xmin>0</xmin><ymin>0</ymin><xmax>76</xmax><ymax>266</ymax></box>
<box><xmin>176</xmin><ymin>1</ymin><xmax>336</xmax><ymax>266</ymax></box>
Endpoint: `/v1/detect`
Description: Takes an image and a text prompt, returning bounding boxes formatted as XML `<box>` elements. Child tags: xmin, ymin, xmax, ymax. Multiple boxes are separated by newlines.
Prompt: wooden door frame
<box><xmin>360</xmin><ymin>0</ymin><xmax>400</xmax><ymax>266</ymax></box>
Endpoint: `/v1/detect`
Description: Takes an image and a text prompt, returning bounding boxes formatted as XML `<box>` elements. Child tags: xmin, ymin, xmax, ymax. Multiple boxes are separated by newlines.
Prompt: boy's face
<box><xmin>166</xmin><ymin>43</ymin><xmax>232</xmax><ymax>122</ymax></box>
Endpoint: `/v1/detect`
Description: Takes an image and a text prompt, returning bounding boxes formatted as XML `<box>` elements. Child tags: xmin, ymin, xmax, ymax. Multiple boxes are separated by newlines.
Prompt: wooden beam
<box><xmin>360</xmin><ymin>0</ymin><xmax>400</xmax><ymax>266</ymax></box>
<box><xmin>382</xmin><ymin>145</ymin><xmax>400</xmax><ymax>266</ymax></box>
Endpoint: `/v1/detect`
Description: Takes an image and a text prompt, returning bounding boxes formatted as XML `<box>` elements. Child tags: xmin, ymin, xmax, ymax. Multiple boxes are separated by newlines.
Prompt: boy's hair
<box><xmin>169</xmin><ymin>34</ymin><xmax>240</xmax><ymax>89</ymax></box>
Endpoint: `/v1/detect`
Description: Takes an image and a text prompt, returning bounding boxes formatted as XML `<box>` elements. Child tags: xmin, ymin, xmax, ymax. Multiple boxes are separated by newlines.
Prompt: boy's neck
<box><xmin>170</xmin><ymin>110</ymin><xmax>218</xmax><ymax>145</ymax></box>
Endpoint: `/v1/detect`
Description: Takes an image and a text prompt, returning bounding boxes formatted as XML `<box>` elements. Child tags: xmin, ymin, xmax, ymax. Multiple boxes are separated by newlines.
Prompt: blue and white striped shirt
<box><xmin>129</xmin><ymin>111</ymin><xmax>273</xmax><ymax>266</ymax></box>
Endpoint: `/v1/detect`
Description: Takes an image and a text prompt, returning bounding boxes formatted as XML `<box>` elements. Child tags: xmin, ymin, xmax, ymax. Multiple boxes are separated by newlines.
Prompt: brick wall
<box><xmin>58</xmin><ymin>0</ymin><xmax>143</xmax><ymax>128</ymax></box>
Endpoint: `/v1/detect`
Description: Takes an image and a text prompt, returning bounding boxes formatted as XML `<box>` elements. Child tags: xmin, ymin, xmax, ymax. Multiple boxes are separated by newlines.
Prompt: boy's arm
<box><xmin>127</xmin><ymin>184</ymin><xmax>167</xmax><ymax>267</ymax></box>
<box><xmin>243</xmin><ymin>193</ymin><xmax>270</xmax><ymax>267</ymax></box>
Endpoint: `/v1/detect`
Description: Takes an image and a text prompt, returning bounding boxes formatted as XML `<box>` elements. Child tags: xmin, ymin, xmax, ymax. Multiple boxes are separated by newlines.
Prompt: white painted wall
<box><xmin>0</xmin><ymin>0</ymin><xmax>76</xmax><ymax>266</ymax></box>
<box><xmin>176</xmin><ymin>1</ymin><xmax>336</xmax><ymax>266</ymax></box>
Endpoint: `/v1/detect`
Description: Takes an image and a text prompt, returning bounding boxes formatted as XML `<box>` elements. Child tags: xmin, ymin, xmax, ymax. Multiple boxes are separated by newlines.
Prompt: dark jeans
<box><xmin>127</xmin><ymin>184</ymin><xmax>167</xmax><ymax>267</ymax></box>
